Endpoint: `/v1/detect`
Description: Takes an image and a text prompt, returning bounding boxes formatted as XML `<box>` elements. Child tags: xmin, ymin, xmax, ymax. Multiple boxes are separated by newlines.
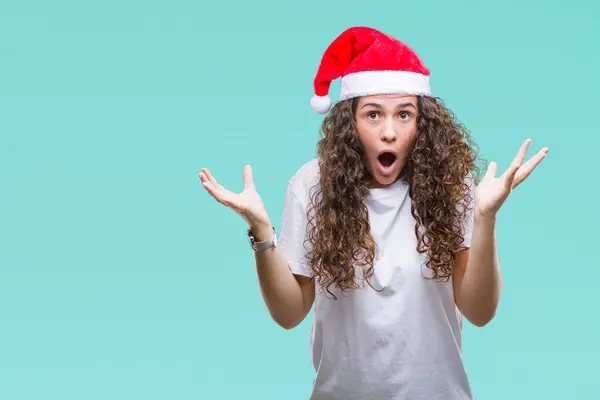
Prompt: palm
<box><xmin>199</xmin><ymin>165</ymin><xmax>270</xmax><ymax>228</ymax></box>
<box><xmin>475</xmin><ymin>138</ymin><xmax>549</xmax><ymax>217</ymax></box>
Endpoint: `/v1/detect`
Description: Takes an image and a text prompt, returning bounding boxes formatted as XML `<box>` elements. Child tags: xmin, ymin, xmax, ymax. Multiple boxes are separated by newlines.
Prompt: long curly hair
<box><xmin>305</xmin><ymin>96</ymin><xmax>481</xmax><ymax>297</ymax></box>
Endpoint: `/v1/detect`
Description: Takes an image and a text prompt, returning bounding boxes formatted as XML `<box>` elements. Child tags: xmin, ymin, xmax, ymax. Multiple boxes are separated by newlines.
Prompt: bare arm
<box><xmin>454</xmin><ymin>138</ymin><xmax>548</xmax><ymax>327</ymax></box>
<box><xmin>199</xmin><ymin>165</ymin><xmax>314</xmax><ymax>330</ymax></box>
<box><xmin>252</xmin><ymin>223</ymin><xmax>315</xmax><ymax>329</ymax></box>
<box><xmin>453</xmin><ymin>214</ymin><xmax>502</xmax><ymax>327</ymax></box>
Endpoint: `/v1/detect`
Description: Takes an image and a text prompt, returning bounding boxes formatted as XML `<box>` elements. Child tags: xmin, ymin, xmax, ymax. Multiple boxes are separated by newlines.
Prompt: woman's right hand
<box><xmin>199</xmin><ymin>165</ymin><xmax>273</xmax><ymax>238</ymax></box>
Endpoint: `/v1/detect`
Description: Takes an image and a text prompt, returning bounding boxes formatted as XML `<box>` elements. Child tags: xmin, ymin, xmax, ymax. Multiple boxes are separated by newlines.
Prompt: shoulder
<box><xmin>287</xmin><ymin>158</ymin><xmax>321</xmax><ymax>201</ymax></box>
<box><xmin>464</xmin><ymin>171</ymin><xmax>477</xmax><ymax>203</ymax></box>
<box><xmin>465</xmin><ymin>171</ymin><xmax>477</xmax><ymax>189</ymax></box>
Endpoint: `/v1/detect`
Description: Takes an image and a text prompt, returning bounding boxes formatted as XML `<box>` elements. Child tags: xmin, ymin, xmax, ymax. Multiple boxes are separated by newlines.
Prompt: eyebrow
<box><xmin>360</xmin><ymin>102</ymin><xmax>417</xmax><ymax>110</ymax></box>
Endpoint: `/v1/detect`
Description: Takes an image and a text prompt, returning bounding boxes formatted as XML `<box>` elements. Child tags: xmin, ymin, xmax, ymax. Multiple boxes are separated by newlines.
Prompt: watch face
<box><xmin>273</xmin><ymin>234</ymin><xmax>278</xmax><ymax>246</ymax></box>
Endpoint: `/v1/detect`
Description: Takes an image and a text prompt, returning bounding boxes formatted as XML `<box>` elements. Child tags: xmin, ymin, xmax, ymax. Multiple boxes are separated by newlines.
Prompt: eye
<box><xmin>366</xmin><ymin>111</ymin><xmax>380</xmax><ymax>120</ymax></box>
<box><xmin>398</xmin><ymin>111</ymin><xmax>411</xmax><ymax>121</ymax></box>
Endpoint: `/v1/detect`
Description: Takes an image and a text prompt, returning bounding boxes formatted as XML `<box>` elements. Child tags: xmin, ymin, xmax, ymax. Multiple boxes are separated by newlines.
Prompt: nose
<box><xmin>380</xmin><ymin>119</ymin><xmax>397</xmax><ymax>143</ymax></box>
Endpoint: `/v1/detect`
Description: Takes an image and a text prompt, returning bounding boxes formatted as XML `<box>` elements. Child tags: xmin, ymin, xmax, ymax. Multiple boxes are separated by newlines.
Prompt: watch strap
<box><xmin>248</xmin><ymin>226</ymin><xmax>277</xmax><ymax>252</ymax></box>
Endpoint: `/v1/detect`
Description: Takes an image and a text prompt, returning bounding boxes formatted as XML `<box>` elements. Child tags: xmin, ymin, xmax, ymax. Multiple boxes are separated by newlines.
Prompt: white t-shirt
<box><xmin>278</xmin><ymin>158</ymin><xmax>476</xmax><ymax>400</ymax></box>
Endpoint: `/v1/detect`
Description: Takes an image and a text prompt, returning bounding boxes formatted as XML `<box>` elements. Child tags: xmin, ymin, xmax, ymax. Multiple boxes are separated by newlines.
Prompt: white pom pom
<box><xmin>310</xmin><ymin>94</ymin><xmax>332</xmax><ymax>114</ymax></box>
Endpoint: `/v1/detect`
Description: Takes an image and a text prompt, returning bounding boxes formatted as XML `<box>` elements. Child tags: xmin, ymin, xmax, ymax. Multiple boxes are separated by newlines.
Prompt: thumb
<box><xmin>484</xmin><ymin>161</ymin><xmax>498</xmax><ymax>180</ymax></box>
<box><xmin>243</xmin><ymin>164</ymin><xmax>254</xmax><ymax>189</ymax></box>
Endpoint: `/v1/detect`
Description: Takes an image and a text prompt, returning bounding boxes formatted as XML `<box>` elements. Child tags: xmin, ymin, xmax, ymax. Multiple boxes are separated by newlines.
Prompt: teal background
<box><xmin>1</xmin><ymin>0</ymin><xmax>597</xmax><ymax>399</ymax></box>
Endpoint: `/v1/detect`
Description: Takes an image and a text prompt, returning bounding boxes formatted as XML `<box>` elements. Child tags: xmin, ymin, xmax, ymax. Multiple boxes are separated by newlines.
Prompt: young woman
<box><xmin>200</xmin><ymin>26</ymin><xmax>548</xmax><ymax>400</ymax></box>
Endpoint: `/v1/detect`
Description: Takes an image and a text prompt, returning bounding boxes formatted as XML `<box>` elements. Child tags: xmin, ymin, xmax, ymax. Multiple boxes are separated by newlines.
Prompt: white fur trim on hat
<box><xmin>340</xmin><ymin>70</ymin><xmax>431</xmax><ymax>100</ymax></box>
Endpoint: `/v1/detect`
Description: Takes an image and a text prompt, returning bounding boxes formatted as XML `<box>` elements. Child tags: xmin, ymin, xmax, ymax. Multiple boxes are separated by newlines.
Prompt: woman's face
<box><xmin>355</xmin><ymin>94</ymin><xmax>419</xmax><ymax>188</ymax></box>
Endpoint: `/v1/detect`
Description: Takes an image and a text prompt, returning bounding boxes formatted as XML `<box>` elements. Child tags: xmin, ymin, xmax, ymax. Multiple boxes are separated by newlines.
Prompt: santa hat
<box><xmin>310</xmin><ymin>26</ymin><xmax>432</xmax><ymax>114</ymax></box>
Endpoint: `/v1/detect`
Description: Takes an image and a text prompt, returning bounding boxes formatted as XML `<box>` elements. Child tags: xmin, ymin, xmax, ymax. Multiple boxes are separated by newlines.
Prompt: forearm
<box><xmin>252</xmin><ymin>224</ymin><xmax>309</xmax><ymax>329</ymax></box>
<box><xmin>456</xmin><ymin>214</ymin><xmax>503</xmax><ymax>326</ymax></box>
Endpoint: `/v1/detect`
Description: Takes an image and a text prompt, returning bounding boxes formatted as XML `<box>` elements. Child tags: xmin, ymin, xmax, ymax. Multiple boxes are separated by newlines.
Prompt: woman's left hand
<box><xmin>475</xmin><ymin>138</ymin><xmax>549</xmax><ymax>218</ymax></box>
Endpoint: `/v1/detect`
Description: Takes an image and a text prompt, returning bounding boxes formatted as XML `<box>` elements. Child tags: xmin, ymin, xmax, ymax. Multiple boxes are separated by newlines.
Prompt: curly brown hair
<box><xmin>305</xmin><ymin>96</ymin><xmax>481</xmax><ymax>297</ymax></box>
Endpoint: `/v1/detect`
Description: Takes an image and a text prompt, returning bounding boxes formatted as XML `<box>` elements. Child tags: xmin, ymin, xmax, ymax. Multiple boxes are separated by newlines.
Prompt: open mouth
<box><xmin>377</xmin><ymin>152</ymin><xmax>397</xmax><ymax>169</ymax></box>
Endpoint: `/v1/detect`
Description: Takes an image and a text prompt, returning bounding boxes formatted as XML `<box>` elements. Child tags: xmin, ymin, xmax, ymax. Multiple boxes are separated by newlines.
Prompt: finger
<box><xmin>201</xmin><ymin>168</ymin><xmax>219</xmax><ymax>187</ymax></box>
<box><xmin>198</xmin><ymin>171</ymin><xmax>208</xmax><ymax>183</ymax></box>
<box><xmin>484</xmin><ymin>161</ymin><xmax>498</xmax><ymax>179</ymax></box>
<box><xmin>512</xmin><ymin>138</ymin><xmax>532</xmax><ymax>166</ymax></box>
<box><xmin>513</xmin><ymin>147</ymin><xmax>549</xmax><ymax>188</ymax></box>
<box><xmin>243</xmin><ymin>164</ymin><xmax>254</xmax><ymax>189</ymax></box>
<box><xmin>202</xmin><ymin>180</ymin><xmax>239</xmax><ymax>208</ymax></box>
<box><xmin>199</xmin><ymin>168</ymin><xmax>225</xmax><ymax>190</ymax></box>
<box><xmin>201</xmin><ymin>179</ymin><xmax>220</xmax><ymax>200</ymax></box>
<box><xmin>201</xmin><ymin>180</ymin><xmax>224</xmax><ymax>201</ymax></box>
<box><xmin>504</xmin><ymin>162</ymin><xmax>520</xmax><ymax>189</ymax></box>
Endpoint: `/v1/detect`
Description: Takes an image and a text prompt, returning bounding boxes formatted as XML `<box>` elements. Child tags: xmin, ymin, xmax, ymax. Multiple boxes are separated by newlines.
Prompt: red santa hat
<box><xmin>310</xmin><ymin>26</ymin><xmax>432</xmax><ymax>114</ymax></box>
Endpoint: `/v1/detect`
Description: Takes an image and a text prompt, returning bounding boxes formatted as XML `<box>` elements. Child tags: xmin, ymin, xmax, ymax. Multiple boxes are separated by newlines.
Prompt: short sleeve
<box><xmin>278</xmin><ymin>183</ymin><xmax>313</xmax><ymax>277</ymax></box>
<box><xmin>460</xmin><ymin>173</ymin><xmax>476</xmax><ymax>249</ymax></box>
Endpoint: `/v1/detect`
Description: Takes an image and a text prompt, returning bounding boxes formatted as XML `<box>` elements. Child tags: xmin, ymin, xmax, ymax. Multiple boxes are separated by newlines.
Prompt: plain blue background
<box><xmin>1</xmin><ymin>0</ymin><xmax>598</xmax><ymax>398</ymax></box>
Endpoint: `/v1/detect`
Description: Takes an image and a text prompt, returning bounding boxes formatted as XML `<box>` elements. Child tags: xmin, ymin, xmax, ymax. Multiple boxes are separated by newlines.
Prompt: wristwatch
<box><xmin>248</xmin><ymin>226</ymin><xmax>278</xmax><ymax>252</ymax></box>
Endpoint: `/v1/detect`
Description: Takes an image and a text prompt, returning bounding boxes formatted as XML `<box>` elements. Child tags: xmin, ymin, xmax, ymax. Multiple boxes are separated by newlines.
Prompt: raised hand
<box><xmin>199</xmin><ymin>165</ymin><xmax>272</xmax><ymax>235</ymax></box>
<box><xmin>475</xmin><ymin>138</ymin><xmax>549</xmax><ymax>218</ymax></box>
